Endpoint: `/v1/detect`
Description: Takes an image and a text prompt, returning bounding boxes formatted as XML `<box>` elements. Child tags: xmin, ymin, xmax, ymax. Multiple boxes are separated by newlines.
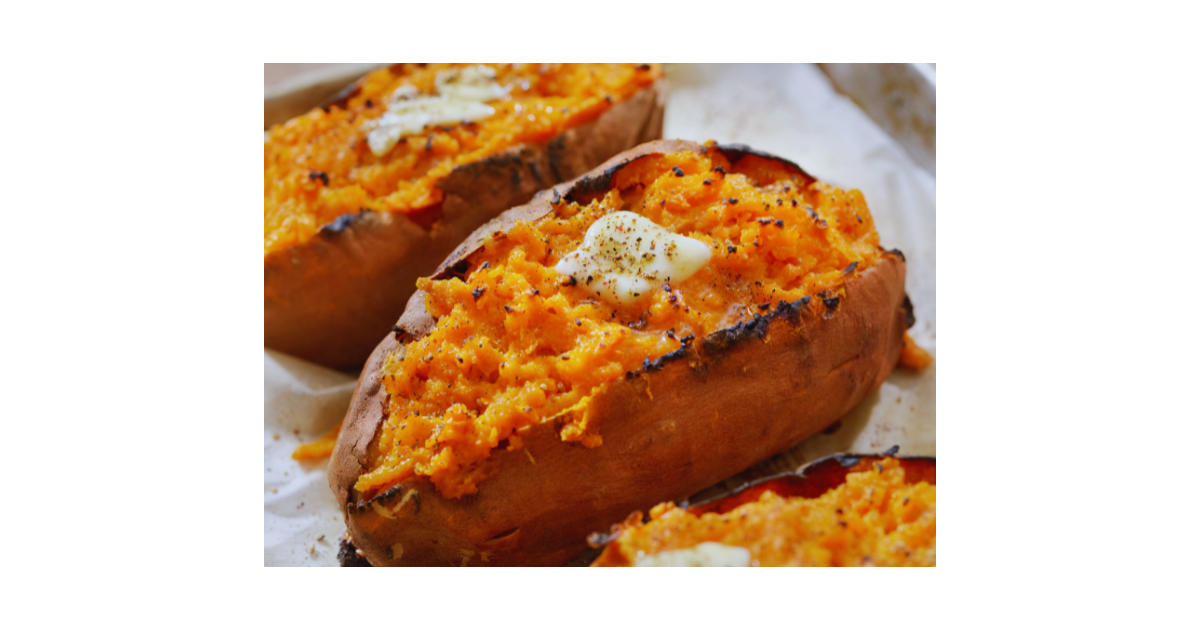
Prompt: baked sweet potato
<box><xmin>329</xmin><ymin>139</ymin><xmax>915</xmax><ymax>566</ymax></box>
<box><xmin>590</xmin><ymin>451</ymin><xmax>936</xmax><ymax>566</ymax></box>
<box><xmin>265</xmin><ymin>63</ymin><xmax>666</xmax><ymax>370</ymax></box>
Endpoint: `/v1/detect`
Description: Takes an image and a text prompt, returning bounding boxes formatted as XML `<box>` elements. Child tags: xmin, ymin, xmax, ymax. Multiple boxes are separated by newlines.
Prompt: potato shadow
<box><xmin>270</xmin><ymin>345</ymin><xmax>362</xmax><ymax>386</ymax></box>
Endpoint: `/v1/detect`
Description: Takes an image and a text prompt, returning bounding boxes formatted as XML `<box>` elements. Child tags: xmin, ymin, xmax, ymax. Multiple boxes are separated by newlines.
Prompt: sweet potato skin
<box><xmin>265</xmin><ymin>79</ymin><xmax>667</xmax><ymax>371</ymax></box>
<box><xmin>328</xmin><ymin>140</ymin><xmax>911</xmax><ymax>566</ymax></box>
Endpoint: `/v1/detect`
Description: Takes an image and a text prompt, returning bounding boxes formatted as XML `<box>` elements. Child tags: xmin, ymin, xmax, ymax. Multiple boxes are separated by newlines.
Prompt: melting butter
<box><xmin>366</xmin><ymin>65</ymin><xmax>507</xmax><ymax>157</ymax></box>
<box><xmin>636</xmin><ymin>542</ymin><xmax>752</xmax><ymax>567</ymax></box>
<box><xmin>434</xmin><ymin>65</ymin><xmax>508</xmax><ymax>102</ymax></box>
<box><xmin>555</xmin><ymin>211</ymin><xmax>712</xmax><ymax>306</ymax></box>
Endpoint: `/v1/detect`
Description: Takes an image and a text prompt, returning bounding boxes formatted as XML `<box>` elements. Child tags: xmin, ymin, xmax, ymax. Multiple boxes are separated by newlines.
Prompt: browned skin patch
<box><xmin>265</xmin><ymin>79</ymin><xmax>667</xmax><ymax>370</ymax></box>
<box><xmin>329</xmin><ymin>141</ymin><xmax>910</xmax><ymax>566</ymax></box>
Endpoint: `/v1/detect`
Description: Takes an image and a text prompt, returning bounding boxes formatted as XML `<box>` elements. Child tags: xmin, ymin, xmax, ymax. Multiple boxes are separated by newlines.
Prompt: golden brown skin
<box><xmin>328</xmin><ymin>140</ymin><xmax>911</xmax><ymax>566</ymax></box>
<box><xmin>265</xmin><ymin>79</ymin><xmax>667</xmax><ymax>371</ymax></box>
<box><xmin>590</xmin><ymin>453</ymin><xmax>936</xmax><ymax>566</ymax></box>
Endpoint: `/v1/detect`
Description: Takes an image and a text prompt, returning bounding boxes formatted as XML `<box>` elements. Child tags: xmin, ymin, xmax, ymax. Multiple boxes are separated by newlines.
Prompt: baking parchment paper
<box><xmin>264</xmin><ymin>63</ymin><xmax>935</xmax><ymax>566</ymax></box>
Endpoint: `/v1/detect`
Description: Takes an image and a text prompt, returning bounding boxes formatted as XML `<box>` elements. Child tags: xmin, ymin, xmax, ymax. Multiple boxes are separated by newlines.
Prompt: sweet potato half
<box><xmin>329</xmin><ymin>140</ymin><xmax>915</xmax><ymax>566</ymax></box>
<box><xmin>591</xmin><ymin>451</ymin><xmax>936</xmax><ymax>566</ymax></box>
<box><xmin>265</xmin><ymin>63</ymin><xmax>666</xmax><ymax>370</ymax></box>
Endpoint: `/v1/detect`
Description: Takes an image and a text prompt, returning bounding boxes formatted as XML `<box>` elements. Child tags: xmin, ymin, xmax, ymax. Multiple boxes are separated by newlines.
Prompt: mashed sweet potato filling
<box><xmin>607</xmin><ymin>457</ymin><xmax>935</xmax><ymax>567</ymax></box>
<box><xmin>357</xmin><ymin>148</ymin><xmax>887</xmax><ymax>499</ymax></box>
<box><xmin>265</xmin><ymin>63</ymin><xmax>661</xmax><ymax>255</ymax></box>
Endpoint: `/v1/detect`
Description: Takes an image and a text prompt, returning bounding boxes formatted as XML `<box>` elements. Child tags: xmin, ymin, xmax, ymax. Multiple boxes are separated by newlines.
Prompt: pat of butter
<box><xmin>435</xmin><ymin>65</ymin><xmax>508</xmax><ymax>102</ymax></box>
<box><xmin>555</xmin><ymin>212</ymin><xmax>711</xmax><ymax>306</ymax></box>
<box><xmin>367</xmin><ymin>66</ymin><xmax>507</xmax><ymax>157</ymax></box>
<box><xmin>636</xmin><ymin>542</ymin><xmax>752</xmax><ymax>567</ymax></box>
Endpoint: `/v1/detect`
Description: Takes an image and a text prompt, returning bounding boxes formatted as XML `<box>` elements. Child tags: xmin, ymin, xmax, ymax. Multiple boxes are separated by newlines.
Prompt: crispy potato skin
<box><xmin>265</xmin><ymin>79</ymin><xmax>667</xmax><ymax>371</ymax></box>
<box><xmin>329</xmin><ymin>140</ymin><xmax>911</xmax><ymax>566</ymax></box>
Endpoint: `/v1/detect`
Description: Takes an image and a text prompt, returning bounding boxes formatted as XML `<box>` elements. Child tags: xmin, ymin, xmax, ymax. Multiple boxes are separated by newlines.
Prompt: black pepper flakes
<box><xmin>586</xmin><ymin>275</ymin><xmax>594</xmax><ymax>284</ymax></box>
<box><xmin>365</xmin><ymin>99</ymin><xmax>374</xmax><ymax>108</ymax></box>
<box><xmin>727</xmin><ymin>245</ymin><xmax>737</xmax><ymax>253</ymax></box>
<box><xmin>562</xmin><ymin>276</ymin><xmax>577</xmax><ymax>287</ymax></box>
<box><xmin>703</xmin><ymin>179</ymin><xmax>712</xmax><ymax>186</ymax></box>
<box><xmin>774</xmin><ymin>219</ymin><xmax>784</xmax><ymax>227</ymax></box>
<box><xmin>727</xmin><ymin>198</ymin><xmax>738</xmax><ymax>205</ymax></box>
<box><xmin>636</xmin><ymin>64</ymin><xmax>651</xmax><ymax>70</ymax></box>
<box><xmin>471</xmin><ymin>286</ymin><xmax>486</xmax><ymax>300</ymax></box>
<box><xmin>504</xmin><ymin>305</ymin><xmax>514</xmax><ymax>313</ymax></box>
<box><xmin>714</xmin><ymin>166</ymin><xmax>725</xmax><ymax>175</ymax></box>
<box><xmin>308</xmin><ymin>171</ymin><xmax>329</xmax><ymax>186</ymax></box>
<box><xmin>672</xmin><ymin>166</ymin><xmax>684</xmax><ymax>177</ymax></box>
<box><xmin>425</xmin><ymin>135</ymin><xmax>433</xmax><ymax>152</ymax></box>
<box><xmin>480</xmin><ymin>261</ymin><xmax>490</xmax><ymax>270</ymax></box>
<box><xmin>758</xmin><ymin>303</ymin><xmax>771</xmax><ymax>310</ymax></box>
